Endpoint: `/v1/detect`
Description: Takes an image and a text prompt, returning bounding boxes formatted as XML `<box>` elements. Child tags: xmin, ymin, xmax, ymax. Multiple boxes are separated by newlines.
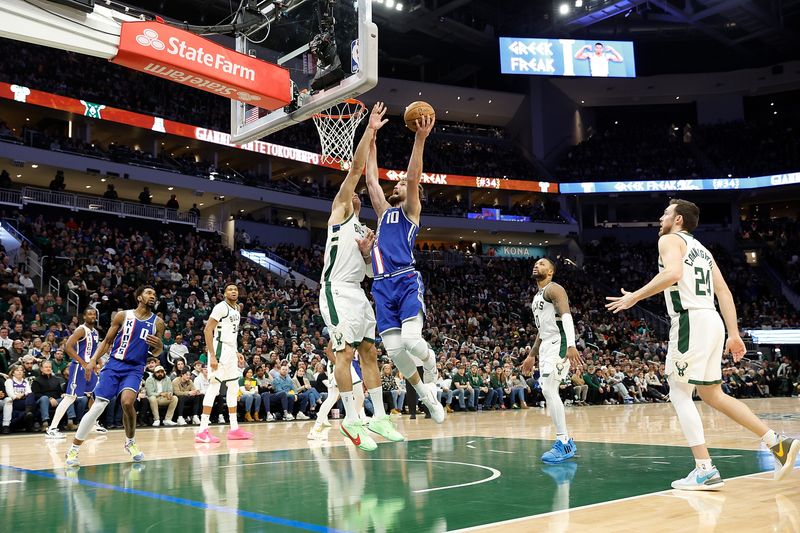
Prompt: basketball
<box><xmin>404</xmin><ymin>101</ymin><xmax>435</xmax><ymax>131</ymax></box>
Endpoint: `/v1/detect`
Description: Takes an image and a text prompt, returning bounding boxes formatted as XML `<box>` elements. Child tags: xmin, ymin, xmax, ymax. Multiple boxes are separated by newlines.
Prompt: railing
<box><xmin>0</xmin><ymin>189</ymin><xmax>22</xmax><ymax>207</ymax></box>
<box><xmin>240</xmin><ymin>249</ymin><xmax>319</xmax><ymax>290</ymax></box>
<box><xmin>48</xmin><ymin>276</ymin><xmax>60</xmax><ymax>298</ymax></box>
<box><xmin>10</xmin><ymin>186</ymin><xmax>207</xmax><ymax>229</ymax></box>
<box><xmin>67</xmin><ymin>290</ymin><xmax>80</xmax><ymax>315</ymax></box>
<box><xmin>198</xmin><ymin>216</ymin><xmax>221</xmax><ymax>233</ymax></box>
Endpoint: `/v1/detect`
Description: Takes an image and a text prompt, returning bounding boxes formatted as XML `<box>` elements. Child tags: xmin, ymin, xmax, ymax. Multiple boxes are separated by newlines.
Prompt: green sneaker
<box><xmin>65</xmin><ymin>447</ymin><xmax>80</xmax><ymax>468</ymax></box>
<box><xmin>770</xmin><ymin>436</ymin><xmax>800</xmax><ymax>481</ymax></box>
<box><xmin>340</xmin><ymin>421</ymin><xmax>377</xmax><ymax>451</ymax></box>
<box><xmin>368</xmin><ymin>415</ymin><xmax>406</xmax><ymax>442</ymax></box>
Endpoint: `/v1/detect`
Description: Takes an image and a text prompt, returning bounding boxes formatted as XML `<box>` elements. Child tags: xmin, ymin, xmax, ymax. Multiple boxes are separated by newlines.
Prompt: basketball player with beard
<box><xmin>66</xmin><ymin>285</ymin><xmax>164</xmax><ymax>467</ymax></box>
<box><xmin>606</xmin><ymin>199</ymin><xmax>798</xmax><ymax>489</ymax></box>
<box><xmin>522</xmin><ymin>258</ymin><xmax>583</xmax><ymax>464</ymax></box>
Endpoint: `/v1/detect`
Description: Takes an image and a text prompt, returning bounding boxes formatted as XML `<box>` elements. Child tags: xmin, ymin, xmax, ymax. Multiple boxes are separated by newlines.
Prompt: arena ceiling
<box><xmin>120</xmin><ymin>0</ymin><xmax>800</xmax><ymax>90</ymax></box>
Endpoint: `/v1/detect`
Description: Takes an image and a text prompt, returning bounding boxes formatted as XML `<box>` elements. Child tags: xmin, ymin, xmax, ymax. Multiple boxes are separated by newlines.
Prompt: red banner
<box><xmin>0</xmin><ymin>81</ymin><xmax>560</xmax><ymax>193</ymax></box>
<box><xmin>111</xmin><ymin>21</ymin><xmax>291</xmax><ymax>110</ymax></box>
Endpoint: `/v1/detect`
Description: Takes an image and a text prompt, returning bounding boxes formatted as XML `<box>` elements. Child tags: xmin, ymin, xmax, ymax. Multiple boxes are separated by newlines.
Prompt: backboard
<box><xmin>230</xmin><ymin>0</ymin><xmax>377</xmax><ymax>144</ymax></box>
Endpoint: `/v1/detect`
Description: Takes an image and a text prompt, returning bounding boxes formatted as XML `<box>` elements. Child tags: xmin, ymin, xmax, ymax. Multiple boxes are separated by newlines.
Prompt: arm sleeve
<box><xmin>561</xmin><ymin>313</ymin><xmax>577</xmax><ymax>348</ymax></box>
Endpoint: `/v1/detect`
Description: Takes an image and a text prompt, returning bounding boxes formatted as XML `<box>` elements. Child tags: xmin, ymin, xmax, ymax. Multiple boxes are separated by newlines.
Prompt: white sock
<box><xmin>696</xmin><ymin>458</ymin><xmax>713</xmax><ymax>470</ymax></box>
<box><xmin>70</xmin><ymin>443</ymin><xmax>80</xmax><ymax>453</ymax></box>
<box><xmin>557</xmin><ymin>433</ymin><xmax>570</xmax><ymax>444</ymax></box>
<box><xmin>341</xmin><ymin>391</ymin><xmax>358</xmax><ymax>423</ymax></box>
<box><xmin>368</xmin><ymin>387</ymin><xmax>386</xmax><ymax>418</ymax></box>
<box><xmin>229</xmin><ymin>413</ymin><xmax>238</xmax><ymax>431</ymax></box>
<box><xmin>125</xmin><ymin>437</ymin><xmax>135</xmax><ymax>446</ymax></box>
<box><xmin>199</xmin><ymin>414</ymin><xmax>210</xmax><ymax>432</ymax></box>
<box><xmin>761</xmin><ymin>429</ymin><xmax>780</xmax><ymax>448</ymax></box>
<box><xmin>411</xmin><ymin>380</ymin><xmax>430</xmax><ymax>399</ymax></box>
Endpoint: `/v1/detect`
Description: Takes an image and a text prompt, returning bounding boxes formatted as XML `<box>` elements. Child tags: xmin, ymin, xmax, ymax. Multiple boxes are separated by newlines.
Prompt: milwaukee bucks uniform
<box><xmin>319</xmin><ymin>212</ymin><xmax>377</xmax><ymax>352</ymax></box>
<box><xmin>532</xmin><ymin>282</ymin><xmax>570</xmax><ymax>381</ymax></box>
<box><xmin>660</xmin><ymin>231</ymin><xmax>724</xmax><ymax>385</ymax></box>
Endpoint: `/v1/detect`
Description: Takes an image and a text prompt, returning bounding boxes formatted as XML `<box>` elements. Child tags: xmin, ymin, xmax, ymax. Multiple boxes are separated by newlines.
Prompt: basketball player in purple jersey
<box><xmin>66</xmin><ymin>286</ymin><xmax>164</xmax><ymax>467</ymax></box>
<box><xmin>364</xmin><ymin>113</ymin><xmax>445</xmax><ymax>423</ymax></box>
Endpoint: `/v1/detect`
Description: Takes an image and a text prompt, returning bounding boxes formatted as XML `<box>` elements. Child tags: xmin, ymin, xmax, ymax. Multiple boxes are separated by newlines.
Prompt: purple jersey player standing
<box><xmin>364</xmin><ymin>112</ymin><xmax>444</xmax><ymax>424</ymax></box>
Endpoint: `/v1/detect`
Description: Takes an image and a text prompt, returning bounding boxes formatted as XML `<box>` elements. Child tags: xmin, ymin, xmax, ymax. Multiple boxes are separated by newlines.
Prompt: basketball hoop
<box><xmin>312</xmin><ymin>99</ymin><xmax>368</xmax><ymax>168</ymax></box>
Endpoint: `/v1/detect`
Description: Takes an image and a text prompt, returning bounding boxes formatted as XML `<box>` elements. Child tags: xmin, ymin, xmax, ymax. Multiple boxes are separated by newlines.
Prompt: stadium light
<box><xmin>396</xmin><ymin>3</ymin><xmax>403</xmax><ymax>10</ymax></box>
<box><xmin>559</xmin><ymin>3</ymin><xmax>570</xmax><ymax>15</ymax></box>
<box><xmin>574</xmin><ymin>0</ymin><xmax>583</xmax><ymax>7</ymax></box>
<box><xmin>386</xmin><ymin>0</ymin><xmax>395</xmax><ymax>7</ymax></box>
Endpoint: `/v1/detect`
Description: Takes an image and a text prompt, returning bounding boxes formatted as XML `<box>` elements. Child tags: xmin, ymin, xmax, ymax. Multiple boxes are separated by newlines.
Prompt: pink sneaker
<box><xmin>227</xmin><ymin>428</ymin><xmax>253</xmax><ymax>440</ymax></box>
<box><xmin>195</xmin><ymin>429</ymin><xmax>221</xmax><ymax>443</ymax></box>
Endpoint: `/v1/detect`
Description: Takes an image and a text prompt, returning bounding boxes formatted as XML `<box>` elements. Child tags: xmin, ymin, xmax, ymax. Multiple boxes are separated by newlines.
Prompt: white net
<box><xmin>312</xmin><ymin>99</ymin><xmax>368</xmax><ymax>168</ymax></box>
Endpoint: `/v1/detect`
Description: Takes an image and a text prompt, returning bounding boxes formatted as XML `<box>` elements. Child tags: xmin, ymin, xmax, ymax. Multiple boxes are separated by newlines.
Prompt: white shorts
<box><xmin>320</xmin><ymin>282</ymin><xmax>377</xmax><ymax>352</ymax></box>
<box><xmin>209</xmin><ymin>343</ymin><xmax>239</xmax><ymax>383</ymax></box>
<box><xmin>665</xmin><ymin>308</ymin><xmax>724</xmax><ymax>385</ymax></box>
<box><xmin>539</xmin><ymin>340</ymin><xmax>570</xmax><ymax>382</ymax></box>
<box><xmin>326</xmin><ymin>360</ymin><xmax>361</xmax><ymax>388</ymax></box>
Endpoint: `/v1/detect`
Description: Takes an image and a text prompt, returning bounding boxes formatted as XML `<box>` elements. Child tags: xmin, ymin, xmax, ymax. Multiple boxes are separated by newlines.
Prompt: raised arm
<box><xmin>330</xmin><ymin>102</ymin><xmax>388</xmax><ymax>224</ymax></box>
<box><xmin>606</xmin><ymin>46</ymin><xmax>623</xmax><ymax>62</ymax></box>
<box><xmin>403</xmin><ymin>113</ymin><xmax>435</xmax><ymax>224</ymax></box>
<box><xmin>366</xmin><ymin>137</ymin><xmax>390</xmax><ymax>218</ymax></box>
<box><xmin>575</xmin><ymin>45</ymin><xmax>591</xmax><ymax>59</ymax></box>
<box><xmin>711</xmin><ymin>262</ymin><xmax>746</xmax><ymax>361</ymax></box>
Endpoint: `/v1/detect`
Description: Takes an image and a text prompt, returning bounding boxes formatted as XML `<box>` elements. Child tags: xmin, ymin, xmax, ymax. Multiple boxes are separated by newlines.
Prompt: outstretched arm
<box><xmin>605</xmin><ymin>234</ymin><xmax>684</xmax><ymax>313</ymax></box>
<box><xmin>404</xmin><ymin>114</ymin><xmax>435</xmax><ymax>223</ymax></box>
<box><xmin>332</xmin><ymin>103</ymin><xmax>388</xmax><ymax>217</ymax></box>
<box><xmin>366</xmin><ymin>137</ymin><xmax>390</xmax><ymax>218</ymax></box>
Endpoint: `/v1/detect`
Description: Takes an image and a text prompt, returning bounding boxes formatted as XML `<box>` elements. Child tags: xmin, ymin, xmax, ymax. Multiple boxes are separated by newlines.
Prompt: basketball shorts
<box><xmin>66</xmin><ymin>360</ymin><xmax>98</xmax><ymax>397</ymax></box>
<box><xmin>93</xmin><ymin>359</ymin><xmax>145</xmax><ymax>401</ymax></box>
<box><xmin>326</xmin><ymin>360</ymin><xmax>362</xmax><ymax>388</ymax></box>
<box><xmin>371</xmin><ymin>270</ymin><xmax>426</xmax><ymax>334</ymax></box>
<box><xmin>538</xmin><ymin>340</ymin><xmax>570</xmax><ymax>382</ymax></box>
<box><xmin>665</xmin><ymin>308</ymin><xmax>724</xmax><ymax>385</ymax></box>
<box><xmin>209</xmin><ymin>343</ymin><xmax>239</xmax><ymax>384</ymax></box>
<box><xmin>320</xmin><ymin>281</ymin><xmax>377</xmax><ymax>351</ymax></box>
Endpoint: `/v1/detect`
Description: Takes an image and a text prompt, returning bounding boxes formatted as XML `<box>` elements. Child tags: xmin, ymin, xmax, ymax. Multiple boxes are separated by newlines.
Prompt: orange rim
<box><xmin>313</xmin><ymin>99</ymin><xmax>367</xmax><ymax>120</ymax></box>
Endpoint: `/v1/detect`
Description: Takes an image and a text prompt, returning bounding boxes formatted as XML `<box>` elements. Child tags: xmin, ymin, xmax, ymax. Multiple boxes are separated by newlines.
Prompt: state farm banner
<box><xmin>111</xmin><ymin>21</ymin><xmax>291</xmax><ymax>110</ymax></box>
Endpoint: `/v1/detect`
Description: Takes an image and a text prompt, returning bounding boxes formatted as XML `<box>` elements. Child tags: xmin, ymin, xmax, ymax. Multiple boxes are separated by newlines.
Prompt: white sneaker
<box><xmin>284</xmin><ymin>412</ymin><xmax>295</xmax><ymax>421</ymax></box>
<box><xmin>217</xmin><ymin>415</ymin><xmax>226</xmax><ymax>424</ymax></box>
<box><xmin>266</xmin><ymin>413</ymin><xmax>275</xmax><ymax>422</ymax></box>
<box><xmin>46</xmin><ymin>427</ymin><xmax>65</xmax><ymax>440</ymax></box>
<box><xmin>93</xmin><ymin>423</ymin><xmax>108</xmax><ymax>433</ymax></box>
<box><xmin>321</xmin><ymin>420</ymin><xmax>332</xmax><ymax>428</ymax></box>
<box><xmin>671</xmin><ymin>467</ymin><xmax>725</xmax><ymax>491</ymax></box>
<box><xmin>152</xmin><ymin>419</ymin><xmax>161</xmax><ymax>427</ymax></box>
<box><xmin>421</xmin><ymin>388</ymin><xmax>445</xmax><ymax>424</ymax></box>
<box><xmin>176</xmin><ymin>417</ymin><xmax>187</xmax><ymax>426</ymax></box>
<box><xmin>296</xmin><ymin>412</ymin><xmax>310</xmax><ymax>420</ymax></box>
<box><xmin>422</xmin><ymin>353</ymin><xmax>439</xmax><ymax>384</ymax></box>
<box><xmin>307</xmin><ymin>425</ymin><xmax>327</xmax><ymax>440</ymax></box>
<box><xmin>192</xmin><ymin>415</ymin><xmax>201</xmax><ymax>425</ymax></box>
<box><xmin>163</xmin><ymin>420</ymin><xmax>178</xmax><ymax>426</ymax></box>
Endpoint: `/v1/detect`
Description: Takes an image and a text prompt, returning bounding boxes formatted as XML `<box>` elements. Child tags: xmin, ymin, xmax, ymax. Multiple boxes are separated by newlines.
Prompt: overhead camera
<box><xmin>309</xmin><ymin>0</ymin><xmax>344</xmax><ymax>91</ymax></box>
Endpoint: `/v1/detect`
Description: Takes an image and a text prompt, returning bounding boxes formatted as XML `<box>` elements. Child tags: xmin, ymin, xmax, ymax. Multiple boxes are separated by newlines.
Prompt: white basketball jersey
<box><xmin>322</xmin><ymin>212</ymin><xmax>367</xmax><ymax>284</ymax></box>
<box><xmin>532</xmin><ymin>282</ymin><xmax>562</xmax><ymax>343</ymax></box>
<box><xmin>659</xmin><ymin>232</ymin><xmax>716</xmax><ymax>318</ymax></box>
<box><xmin>589</xmin><ymin>54</ymin><xmax>610</xmax><ymax>77</ymax></box>
<box><xmin>210</xmin><ymin>301</ymin><xmax>240</xmax><ymax>347</ymax></box>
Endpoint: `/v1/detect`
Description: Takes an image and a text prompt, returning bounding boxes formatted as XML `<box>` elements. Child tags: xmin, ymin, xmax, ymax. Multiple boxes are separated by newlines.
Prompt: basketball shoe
<box><xmin>340</xmin><ymin>420</ymin><xmax>377</xmax><ymax>451</ymax></box>
<box><xmin>541</xmin><ymin>439</ymin><xmax>577</xmax><ymax>464</ymax></box>
<box><xmin>671</xmin><ymin>466</ymin><xmax>724</xmax><ymax>491</ymax></box>
<box><xmin>65</xmin><ymin>447</ymin><xmax>80</xmax><ymax>468</ymax></box>
<box><xmin>367</xmin><ymin>415</ymin><xmax>406</xmax><ymax>442</ymax></box>
<box><xmin>227</xmin><ymin>428</ymin><xmax>253</xmax><ymax>440</ymax></box>
<box><xmin>124</xmin><ymin>441</ymin><xmax>145</xmax><ymax>462</ymax></box>
<box><xmin>770</xmin><ymin>436</ymin><xmax>800</xmax><ymax>481</ymax></box>
<box><xmin>195</xmin><ymin>429</ymin><xmax>221</xmax><ymax>443</ymax></box>
<box><xmin>420</xmin><ymin>386</ymin><xmax>445</xmax><ymax>423</ymax></box>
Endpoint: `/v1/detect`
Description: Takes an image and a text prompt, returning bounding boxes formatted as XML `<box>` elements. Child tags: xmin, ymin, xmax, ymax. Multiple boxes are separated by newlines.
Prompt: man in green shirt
<box><xmin>467</xmin><ymin>363</ymin><xmax>491</xmax><ymax>409</ymax></box>
<box><xmin>449</xmin><ymin>366</ymin><xmax>473</xmax><ymax>411</ymax></box>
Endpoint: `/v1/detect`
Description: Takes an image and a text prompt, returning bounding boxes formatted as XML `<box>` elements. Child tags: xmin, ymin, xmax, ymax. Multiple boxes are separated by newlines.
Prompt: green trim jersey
<box><xmin>322</xmin><ymin>212</ymin><xmax>368</xmax><ymax>284</ymax></box>
<box><xmin>210</xmin><ymin>301</ymin><xmax>240</xmax><ymax>348</ymax></box>
<box><xmin>532</xmin><ymin>282</ymin><xmax>566</xmax><ymax>347</ymax></box>
<box><xmin>659</xmin><ymin>232</ymin><xmax>716</xmax><ymax>319</ymax></box>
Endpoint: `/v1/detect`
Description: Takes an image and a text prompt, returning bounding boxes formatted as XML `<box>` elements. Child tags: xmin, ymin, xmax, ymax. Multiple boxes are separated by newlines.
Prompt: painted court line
<box><xmin>219</xmin><ymin>458</ymin><xmax>501</xmax><ymax>493</ymax></box>
<box><xmin>447</xmin><ymin>469</ymin><xmax>779</xmax><ymax>533</ymax></box>
<box><xmin>0</xmin><ymin>464</ymin><xmax>345</xmax><ymax>533</ymax></box>
<box><xmin>0</xmin><ymin>479</ymin><xmax>22</xmax><ymax>484</ymax></box>
<box><xmin>488</xmin><ymin>450</ymin><xmax>514</xmax><ymax>454</ymax></box>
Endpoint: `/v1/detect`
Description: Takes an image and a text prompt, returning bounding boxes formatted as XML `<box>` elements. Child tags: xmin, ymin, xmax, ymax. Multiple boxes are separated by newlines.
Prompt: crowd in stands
<box><xmin>2</xmin><ymin>205</ymin><xmax>797</xmax><ymax>435</ymax></box>
<box><xmin>0</xmin><ymin>38</ymin><xmax>539</xmax><ymax>182</ymax></box>
<box><xmin>739</xmin><ymin>215</ymin><xmax>800</xmax><ymax>296</ymax></box>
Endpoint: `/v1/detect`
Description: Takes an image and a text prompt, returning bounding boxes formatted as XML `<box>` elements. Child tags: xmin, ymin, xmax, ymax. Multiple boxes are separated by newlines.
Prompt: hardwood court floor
<box><xmin>1</xmin><ymin>398</ymin><xmax>798</xmax><ymax>532</ymax></box>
